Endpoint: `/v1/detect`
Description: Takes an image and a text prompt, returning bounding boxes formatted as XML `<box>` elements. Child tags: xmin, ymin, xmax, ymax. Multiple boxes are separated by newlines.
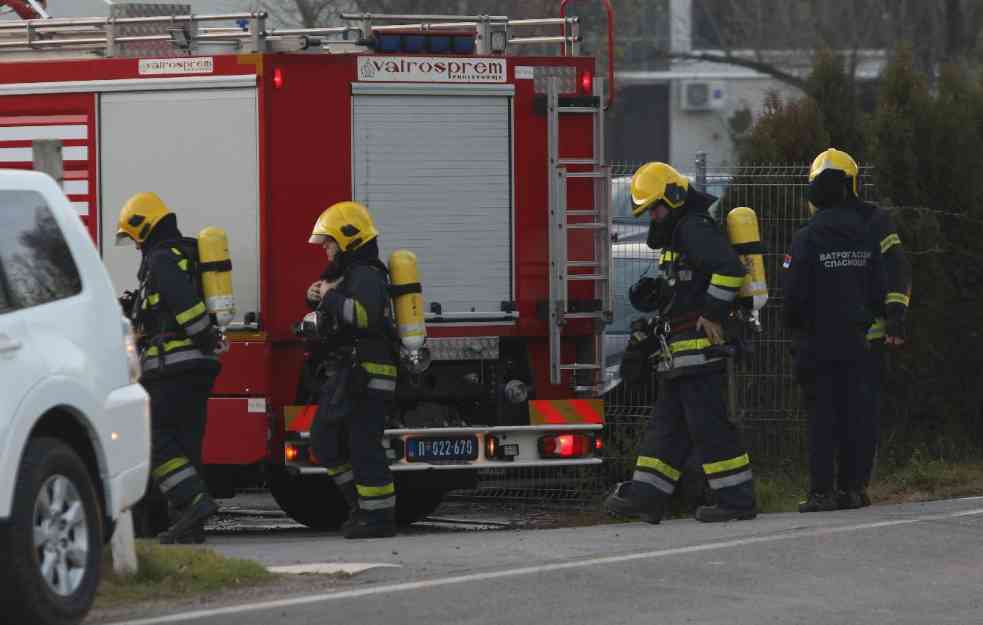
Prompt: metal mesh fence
<box><xmin>453</xmin><ymin>161</ymin><xmax>875</xmax><ymax>507</ymax></box>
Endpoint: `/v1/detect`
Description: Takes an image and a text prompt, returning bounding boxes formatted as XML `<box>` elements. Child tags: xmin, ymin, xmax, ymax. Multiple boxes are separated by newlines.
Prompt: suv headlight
<box><xmin>122</xmin><ymin>317</ymin><xmax>141</xmax><ymax>384</ymax></box>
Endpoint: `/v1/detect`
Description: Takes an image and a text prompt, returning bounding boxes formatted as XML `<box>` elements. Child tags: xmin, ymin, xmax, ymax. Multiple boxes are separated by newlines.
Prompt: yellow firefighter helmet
<box><xmin>116</xmin><ymin>192</ymin><xmax>171</xmax><ymax>245</ymax></box>
<box><xmin>308</xmin><ymin>201</ymin><xmax>379</xmax><ymax>252</ymax></box>
<box><xmin>629</xmin><ymin>162</ymin><xmax>690</xmax><ymax>217</ymax></box>
<box><xmin>809</xmin><ymin>148</ymin><xmax>859</xmax><ymax>196</ymax></box>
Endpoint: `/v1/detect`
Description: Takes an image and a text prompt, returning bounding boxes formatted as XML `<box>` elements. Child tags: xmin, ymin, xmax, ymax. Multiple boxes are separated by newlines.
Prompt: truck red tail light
<box><xmin>485</xmin><ymin>435</ymin><xmax>498</xmax><ymax>459</ymax></box>
<box><xmin>273</xmin><ymin>67</ymin><xmax>284</xmax><ymax>90</ymax></box>
<box><xmin>539</xmin><ymin>433</ymin><xmax>592</xmax><ymax>458</ymax></box>
<box><xmin>580</xmin><ymin>70</ymin><xmax>593</xmax><ymax>95</ymax></box>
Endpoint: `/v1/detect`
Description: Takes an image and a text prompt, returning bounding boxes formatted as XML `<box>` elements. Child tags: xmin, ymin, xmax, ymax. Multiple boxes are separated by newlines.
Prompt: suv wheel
<box><xmin>0</xmin><ymin>438</ymin><xmax>103</xmax><ymax>625</ymax></box>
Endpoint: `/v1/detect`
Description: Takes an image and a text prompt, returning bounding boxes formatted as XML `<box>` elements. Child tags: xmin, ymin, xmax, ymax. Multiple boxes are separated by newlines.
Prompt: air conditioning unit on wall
<box><xmin>680</xmin><ymin>80</ymin><xmax>727</xmax><ymax>111</ymax></box>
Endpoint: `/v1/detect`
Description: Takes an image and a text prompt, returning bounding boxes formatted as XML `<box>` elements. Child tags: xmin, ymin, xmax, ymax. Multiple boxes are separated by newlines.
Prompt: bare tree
<box><xmin>676</xmin><ymin>0</ymin><xmax>983</xmax><ymax>91</ymax></box>
<box><xmin>246</xmin><ymin>0</ymin><xmax>352</xmax><ymax>29</ymax></box>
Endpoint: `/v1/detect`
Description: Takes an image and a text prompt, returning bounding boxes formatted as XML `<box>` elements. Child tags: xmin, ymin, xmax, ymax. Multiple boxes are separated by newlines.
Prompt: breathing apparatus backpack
<box><xmin>387</xmin><ymin>249</ymin><xmax>427</xmax><ymax>369</ymax></box>
<box><xmin>725</xmin><ymin>206</ymin><xmax>769</xmax><ymax>314</ymax></box>
<box><xmin>142</xmin><ymin>227</ymin><xmax>236</xmax><ymax>329</ymax></box>
<box><xmin>196</xmin><ymin>227</ymin><xmax>237</xmax><ymax>327</ymax></box>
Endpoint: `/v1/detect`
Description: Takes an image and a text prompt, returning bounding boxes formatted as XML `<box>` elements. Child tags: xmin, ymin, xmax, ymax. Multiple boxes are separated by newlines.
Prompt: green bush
<box><xmin>742</xmin><ymin>48</ymin><xmax>983</xmax><ymax>459</ymax></box>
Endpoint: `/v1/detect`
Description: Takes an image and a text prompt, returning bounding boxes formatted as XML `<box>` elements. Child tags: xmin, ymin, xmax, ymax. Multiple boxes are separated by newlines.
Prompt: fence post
<box><xmin>111</xmin><ymin>510</ymin><xmax>139</xmax><ymax>576</ymax></box>
<box><xmin>694</xmin><ymin>151</ymin><xmax>707</xmax><ymax>192</ymax></box>
<box><xmin>32</xmin><ymin>139</ymin><xmax>63</xmax><ymax>186</ymax></box>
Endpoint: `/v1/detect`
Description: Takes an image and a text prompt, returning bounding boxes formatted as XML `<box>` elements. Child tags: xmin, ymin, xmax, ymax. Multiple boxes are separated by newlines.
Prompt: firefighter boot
<box><xmin>603</xmin><ymin>482</ymin><xmax>665</xmax><ymax>524</ymax></box>
<box><xmin>694</xmin><ymin>504</ymin><xmax>757</xmax><ymax>523</ymax></box>
<box><xmin>837</xmin><ymin>490</ymin><xmax>871</xmax><ymax>510</ymax></box>
<box><xmin>159</xmin><ymin>493</ymin><xmax>219</xmax><ymax>545</ymax></box>
<box><xmin>171</xmin><ymin>522</ymin><xmax>206</xmax><ymax>545</ymax></box>
<box><xmin>344</xmin><ymin>509</ymin><xmax>396</xmax><ymax>540</ymax></box>
<box><xmin>337</xmin><ymin>481</ymin><xmax>359</xmax><ymax>534</ymax></box>
<box><xmin>799</xmin><ymin>491</ymin><xmax>838</xmax><ymax>513</ymax></box>
<box><xmin>162</xmin><ymin>502</ymin><xmax>206</xmax><ymax>544</ymax></box>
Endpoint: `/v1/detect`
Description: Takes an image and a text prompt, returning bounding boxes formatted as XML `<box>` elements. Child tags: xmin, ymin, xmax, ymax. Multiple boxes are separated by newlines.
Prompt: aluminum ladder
<box><xmin>0</xmin><ymin>9</ymin><xmax>583</xmax><ymax>57</ymax></box>
<box><xmin>546</xmin><ymin>76</ymin><xmax>612</xmax><ymax>392</ymax></box>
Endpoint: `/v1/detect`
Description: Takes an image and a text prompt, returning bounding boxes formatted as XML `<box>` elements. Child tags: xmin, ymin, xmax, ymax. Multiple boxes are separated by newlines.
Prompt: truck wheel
<box><xmin>394</xmin><ymin>488</ymin><xmax>446</xmax><ymax>526</ymax></box>
<box><xmin>269</xmin><ymin>468</ymin><xmax>348</xmax><ymax>530</ymax></box>
<box><xmin>0</xmin><ymin>437</ymin><xmax>103</xmax><ymax>625</ymax></box>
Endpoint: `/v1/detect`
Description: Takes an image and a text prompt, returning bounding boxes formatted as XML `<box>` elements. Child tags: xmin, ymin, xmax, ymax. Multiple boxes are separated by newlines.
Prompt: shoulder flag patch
<box><xmin>783</xmin><ymin>254</ymin><xmax>792</xmax><ymax>269</ymax></box>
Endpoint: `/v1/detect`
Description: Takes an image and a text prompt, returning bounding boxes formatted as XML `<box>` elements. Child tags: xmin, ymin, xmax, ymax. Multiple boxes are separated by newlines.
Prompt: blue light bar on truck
<box><xmin>372</xmin><ymin>33</ymin><xmax>476</xmax><ymax>55</ymax></box>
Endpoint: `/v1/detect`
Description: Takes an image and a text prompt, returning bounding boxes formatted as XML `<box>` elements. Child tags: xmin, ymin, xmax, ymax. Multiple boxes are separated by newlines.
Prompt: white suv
<box><xmin>0</xmin><ymin>170</ymin><xmax>150</xmax><ymax>625</ymax></box>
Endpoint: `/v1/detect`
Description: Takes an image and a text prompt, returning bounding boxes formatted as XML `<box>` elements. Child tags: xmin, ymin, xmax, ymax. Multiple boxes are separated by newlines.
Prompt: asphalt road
<box><xmin>105</xmin><ymin>497</ymin><xmax>983</xmax><ymax>625</ymax></box>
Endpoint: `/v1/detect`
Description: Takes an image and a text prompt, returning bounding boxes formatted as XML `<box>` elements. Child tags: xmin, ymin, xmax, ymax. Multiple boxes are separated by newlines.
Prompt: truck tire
<box><xmin>0</xmin><ymin>437</ymin><xmax>103</xmax><ymax>625</ymax></box>
<box><xmin>270</xmin><ymin>469</ymin><xmax>447</xmax><ymax>528</ymax></box>
<box><xmin>269</xmin><ymin>468</ymin><xmax>348</xmax><ymax>530</ymax></box>
<box><xmin>394</xmin><ymin>488</ymin><xmax>446</xmax><ymax>526</ymax></box>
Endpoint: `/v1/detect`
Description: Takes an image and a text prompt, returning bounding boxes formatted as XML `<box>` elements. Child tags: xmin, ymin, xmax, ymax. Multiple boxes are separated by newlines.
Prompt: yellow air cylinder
<box><xmin>388</xmin><ymin>249</ymin><xmax>426</xmax><ymax>353</ymax></box>
<box><xmin>197</xmin><ymin>226</ymin><xmax>236</xmax><ymax>327</ymax></box>
<box><xmin>726</xmin><ymin>206</ymin><xmax>769</xmax><ymax>311</ymax></box>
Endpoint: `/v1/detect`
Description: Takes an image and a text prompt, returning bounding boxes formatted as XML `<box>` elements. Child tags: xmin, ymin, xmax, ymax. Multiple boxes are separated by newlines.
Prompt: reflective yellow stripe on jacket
<box><xmin>881</xmin><ymin>233</ymin><xmax>901</xmax><ymax>254</ymax></box>
<box><xmin>885</xmin><ymin>292</ymin><xmax>910</xmax><ymax>307</ymax></box>
<box><xmin>176</xmin><ymin>302</ymin><xmax>207</xmax><ymax>325</ymax></box>
<box><xmin>670</xmin><ymin>338</ymin><xmax>711</xmax><ymax>354</ymax></box>
<box><xmin>145</xmin><ymin>338</ymin><xmax>194</xmax><ymax>357</ymax></box>
<box><xmin>867</xmin><ymin>318</ymin><xmax>886</xmax><ymax>341</ymax></box>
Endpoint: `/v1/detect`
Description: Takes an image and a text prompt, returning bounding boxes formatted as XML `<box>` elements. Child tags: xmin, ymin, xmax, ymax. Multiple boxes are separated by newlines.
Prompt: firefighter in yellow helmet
<box><xmin>116</xmin><ymin>192</ymin><xmax>224</xmax><ymax>544</ymax></box>
<box><xmin>785</xmin><ymin>148</ymin><xmax>909</xmax><ymax>512</ymax></box>
<box><xmin>605</xmin><ymin>162</ymin><xmax>757</xmax><ymax>524</ymax></box>
<box><xmin>301</xmin><ymin>201</ymin><xmax>397</xmax><ymax>539</ymax></box>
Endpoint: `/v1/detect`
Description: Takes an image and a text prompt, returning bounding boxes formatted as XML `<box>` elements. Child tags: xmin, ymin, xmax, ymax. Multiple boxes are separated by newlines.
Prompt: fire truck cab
<box><xmin>0</xmin><ymin>1</ymin><xmax>616</xmax><ymax>529</ymax></box>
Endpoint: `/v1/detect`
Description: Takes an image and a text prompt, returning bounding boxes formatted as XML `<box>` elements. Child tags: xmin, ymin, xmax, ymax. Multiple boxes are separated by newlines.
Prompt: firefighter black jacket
<box><xmin>135</xmin><ymin>214</ymin><xmax>220</xmax><ymax>379</ymax></box>
<box><xmin>317</xmin><ymin>239</ymin><xmax>397</xmax><ymax>398</ymax></box>
<box><xmin>783</xmin><ymin>204</ymin><xmax>886</xmax><ymax>364</ymax></box>
<box><xmin>649</xmin><ymin>189</ymin><xmax>747</xmax><ymax>377</ymax></box>
<box><xmin>856</xmin><ymin>201</ymin><xmax>912</xmax><ymax>340</ymax></box>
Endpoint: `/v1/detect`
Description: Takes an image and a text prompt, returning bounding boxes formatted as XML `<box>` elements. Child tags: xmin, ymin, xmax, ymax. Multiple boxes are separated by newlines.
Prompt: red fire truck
<box><xmin>0</xmin><ymin>2</ymin><xmax>617</xmax><ymax>528</ymax></box>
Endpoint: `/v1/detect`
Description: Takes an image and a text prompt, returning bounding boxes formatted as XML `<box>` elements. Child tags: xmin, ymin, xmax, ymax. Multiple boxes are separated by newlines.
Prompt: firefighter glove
<box><xmin>119</xmin><ymin>290</ymin><xmax>136</xmax><ymax>317</ymax></box>
<box><xmin>307</xmin><ymin>281</ymin><xmax>324</xmax><ymax>304</ymax></box>
<box><xmin>195</xmin><ymin>326</ymin><xmax>224</xmax><ymax>355</ymax></box>
<box><xmin>621</xmin><ymin>317</ymin><xmax>659</xmax><ymax>386</ymax></box>
<box><xmin>300</xmin><ymin>310</ymin><xmax>338</xmax><ymax>340</ymax></box>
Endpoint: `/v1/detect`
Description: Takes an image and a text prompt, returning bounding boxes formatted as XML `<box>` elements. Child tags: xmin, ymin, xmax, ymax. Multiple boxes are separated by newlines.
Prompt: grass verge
<box><xmin>96</xmin><ymin>540</ymin><xmax>273</xmax><ymax>609</ymax></box>
<box><xmin>869</xmin><ymin>455</ymin><xmax>983</xmax><ymax>504</ymax></box>
<box><xmin>750</xmin><ymin>454</ymin><xmax>983</xmax><ymax>513</ymax></box>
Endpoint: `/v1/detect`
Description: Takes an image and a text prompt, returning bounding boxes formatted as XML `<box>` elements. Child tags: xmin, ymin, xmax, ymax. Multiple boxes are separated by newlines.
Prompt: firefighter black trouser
<box><xmin>631</xmin><ymin>371</ymin><xmax>755</xmax><ymax>510</ymax></box>
<box><xmin>804</xmin><ymin>359</ymin><xmax>877</xmax><ymax>494</ymax></box>
<box><xmin>310</xmin><ymin>374</ymin><xmax>395</xmax><ymax>522</ymax></box>
<box><xmin>855</xmin><ymin>342</ymin><xmax>885</xmax><ymax>488</ymax></box>
<box><xmin>143</xmin><ymin>371</ymin><xmax>216</xmax><ymax>509</ymax></box>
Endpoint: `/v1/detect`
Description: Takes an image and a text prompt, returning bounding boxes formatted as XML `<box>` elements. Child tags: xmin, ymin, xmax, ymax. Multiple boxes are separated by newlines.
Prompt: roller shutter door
<box><xmin>353</xmin><ymin>91</ymin><xmax>512</xmax><ymax>316</ymax></box>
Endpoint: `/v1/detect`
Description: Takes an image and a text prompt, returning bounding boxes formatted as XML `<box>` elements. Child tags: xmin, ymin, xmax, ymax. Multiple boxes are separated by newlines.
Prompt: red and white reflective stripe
<box><xmin>0</xmin><ymin>114</ymin><xmax>93</xmax><ymax>220</ymax></box>
<box><xmin>528</xmin><ymin>399</ymin><xmax>605</xmax><ymax>425</ymax></box>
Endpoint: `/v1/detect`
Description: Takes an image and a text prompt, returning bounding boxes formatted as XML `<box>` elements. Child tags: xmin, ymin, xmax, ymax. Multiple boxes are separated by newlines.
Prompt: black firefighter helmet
<box><xmin>628</xmin><ymin>275</ymin><xmax>672</xmax><ymax>313</ymax></box>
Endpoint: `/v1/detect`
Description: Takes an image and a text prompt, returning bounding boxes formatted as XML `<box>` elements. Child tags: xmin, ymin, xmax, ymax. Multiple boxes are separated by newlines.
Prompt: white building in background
<box><xmin>609</xmin><ymin>0</ymin><xmax>885</xmax><ymax>169</ymax></box>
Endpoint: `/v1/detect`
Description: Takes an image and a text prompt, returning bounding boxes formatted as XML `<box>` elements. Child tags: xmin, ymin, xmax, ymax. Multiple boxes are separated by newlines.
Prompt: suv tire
<box><xmin>0</xmin><ymin>437</ymin><xmax>104</xmax><ymax>625</ymax></box>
